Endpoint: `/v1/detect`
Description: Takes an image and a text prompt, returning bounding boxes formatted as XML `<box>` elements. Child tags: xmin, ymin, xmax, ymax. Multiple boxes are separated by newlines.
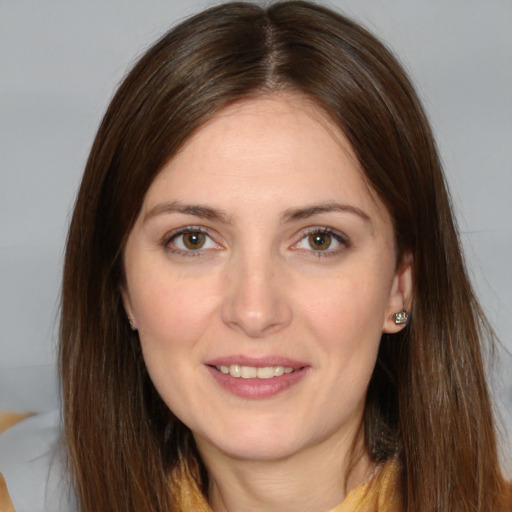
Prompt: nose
<box><xmin>221</xmin><ymin>252</ymin><xmax>292</xmax><ymax>338</ymax></box>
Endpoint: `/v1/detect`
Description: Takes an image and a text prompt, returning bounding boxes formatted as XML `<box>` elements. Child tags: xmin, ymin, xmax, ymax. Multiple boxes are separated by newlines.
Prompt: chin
<box><xmin>217</xmin><ymin>438</ymin><xmax>300</xmax><ymax>462</ymax></box>
<box><xmin>194</xmin><ymin>419</ymin><xmax>305</xmax><ymax>462</ymax></box>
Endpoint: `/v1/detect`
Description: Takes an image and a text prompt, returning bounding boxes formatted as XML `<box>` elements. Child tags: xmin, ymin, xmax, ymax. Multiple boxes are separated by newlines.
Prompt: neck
<box><xmin>195</xmin><ymin>426</ymin><xmax>374</xmax><ymax>512</ymax></box>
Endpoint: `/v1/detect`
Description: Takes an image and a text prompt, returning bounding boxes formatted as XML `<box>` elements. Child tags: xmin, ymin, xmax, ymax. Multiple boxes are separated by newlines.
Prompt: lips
<box><xmin>205</xmin><ymin>356</ymin><xmax>309</xmax><ymax>399</ymax></box>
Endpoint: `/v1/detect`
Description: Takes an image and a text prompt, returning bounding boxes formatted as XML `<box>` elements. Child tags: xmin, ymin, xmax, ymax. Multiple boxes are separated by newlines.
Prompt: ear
<box><xmin>121</xmin><ymin>287</ymin><xmax>138</xmax><ymax>331</ymax></box>
<box><xmin>382</xmin><ymin>252</ymin><xmax>413</xmax><ymax>334</ymax></box>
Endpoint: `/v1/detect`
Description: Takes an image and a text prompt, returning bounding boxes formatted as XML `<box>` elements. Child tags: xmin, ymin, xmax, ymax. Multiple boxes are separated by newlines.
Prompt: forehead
<box><xmin>168</xmin><ymin>93</ymin><xmax>361</xmax><ymax>179</ymax></box>
<box><xmin>141</xmin><ymin>93</ymin><xmax>390</xmax><ymax>228</ymax></box>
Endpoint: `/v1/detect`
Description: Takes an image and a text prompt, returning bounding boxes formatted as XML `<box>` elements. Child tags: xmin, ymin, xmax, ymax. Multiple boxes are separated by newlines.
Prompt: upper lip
<box><xmin>204</xmin><ymin>355</ymin><xmax>308</xmax><ymax>368</ymax></box>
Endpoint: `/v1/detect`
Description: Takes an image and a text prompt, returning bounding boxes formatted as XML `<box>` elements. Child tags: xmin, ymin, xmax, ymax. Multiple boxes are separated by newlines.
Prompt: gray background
<box><xmin>1</xmin><ymin>0</ymin><xmax>511</xmax><ymax>472</ymax></box>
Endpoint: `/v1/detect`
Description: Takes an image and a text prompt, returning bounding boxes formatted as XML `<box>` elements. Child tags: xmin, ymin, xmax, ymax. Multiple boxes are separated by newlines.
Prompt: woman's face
<box><xmin>122</xmin><ymin>94</ymin><xmax>411</xmax><ymax>462</ymax></box>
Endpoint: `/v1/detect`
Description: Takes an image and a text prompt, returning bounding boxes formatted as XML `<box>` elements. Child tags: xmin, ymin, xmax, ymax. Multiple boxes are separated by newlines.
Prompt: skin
<box><xmin>122</xmin><ymin>94</ymin><xmax>412</xmax><ymax>512</ymax></box>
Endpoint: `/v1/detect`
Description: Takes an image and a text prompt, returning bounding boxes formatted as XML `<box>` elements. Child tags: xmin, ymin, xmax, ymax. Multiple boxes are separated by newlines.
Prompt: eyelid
<box><xmin>162</xmin><ymin>225</ymin><xmax>349</xmax><ymax>258</ymax></box>
<box><xmin>164</xmin><ymin>225</ymin><xmax>222</xmax><ymax>255</ymax></box>
<box><xmin>291</xmin><ymin>226</ymin><xmax>351</xmax><ymax>255</ymax></box>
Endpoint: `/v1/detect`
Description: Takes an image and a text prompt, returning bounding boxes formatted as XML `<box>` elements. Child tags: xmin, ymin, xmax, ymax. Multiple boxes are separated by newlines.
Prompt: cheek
<box><xmin>130</xmin><ymin>274</ymin><xmax>222</xmax><ymax>421</ymax></box>
<box><xmin>299</xmin><ymin>268</ymin><xmax>392</xmax><ymax>347</ymax></box>
<box><xmin>130</xmin><ymin>272</ymin><xmax>220</xmax><ymax>351</ymax></box>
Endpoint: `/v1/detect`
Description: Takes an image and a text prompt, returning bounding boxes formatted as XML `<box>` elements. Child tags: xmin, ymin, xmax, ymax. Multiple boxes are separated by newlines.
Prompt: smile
<box><xmin>215</xmin><ymin>365</ymin><xmax>296</xmax><ymax>379</ymax></box>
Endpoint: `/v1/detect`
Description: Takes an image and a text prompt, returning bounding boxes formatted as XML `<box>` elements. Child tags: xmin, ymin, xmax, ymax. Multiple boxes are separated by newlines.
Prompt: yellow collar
<box><xmin>171</xmin><ymin>458</ymin><xmax>402</xmax><ymax>512</ymax></box>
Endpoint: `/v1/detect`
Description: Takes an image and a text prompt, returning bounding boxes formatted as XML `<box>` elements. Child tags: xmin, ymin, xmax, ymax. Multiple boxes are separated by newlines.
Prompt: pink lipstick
<box><xmin>204</xmin><ymin>356</ymin><xmax>309</xmax><ymax>399</ymax></box>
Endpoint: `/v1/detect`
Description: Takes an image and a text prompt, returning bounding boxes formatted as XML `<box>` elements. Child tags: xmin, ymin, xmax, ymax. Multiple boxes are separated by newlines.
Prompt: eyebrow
<box><xmin>143</xmin><ymin>201</ymin><xmax>232</xmax><ymax>224</ymax></box>
<box><xmin>281</xmin><ymin>201</ymin><xmax>373</xmax><ymax>227</ymax></box>
<box><xmin>144</xmin><ymin>200</ymin><xmax>373</xmax><ymax>230</ymax></box>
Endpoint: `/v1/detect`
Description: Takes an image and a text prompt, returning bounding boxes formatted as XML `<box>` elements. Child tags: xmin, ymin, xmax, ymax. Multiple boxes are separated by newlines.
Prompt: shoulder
<box><xmin>0</xmin><ymin>410</ymin><xmax>77</xmax><ymax>512</ymax></box>
<box><xmin>0</xmin><ymin>411</ymin><xmax>33</xmax><ymax>511</ymax></box>
<box><xmin>0</xmin><ymin>471</ymin><xmax>15</xmax><ymax>512</ymax></box>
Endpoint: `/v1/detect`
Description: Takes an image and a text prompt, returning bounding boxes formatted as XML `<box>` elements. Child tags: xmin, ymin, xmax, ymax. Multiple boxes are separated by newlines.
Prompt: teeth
<box><xmin>241</xmin><ymin>366</ymin><xmax>257</xmax><ymax>378</ymax></box>
<box><xmin>257</xmin><ymin>367</ymin><xmax>274</xmax><ymax>379</ymax></box>
<box><xmin>215</xmin><ymin>364</ymin><xmax>296</xmax><ymax>379</ymax></box>
<box><xmin>274</xmin><ymin>366</ymin><xmax>284</xmax><ymax>376</ymax></box>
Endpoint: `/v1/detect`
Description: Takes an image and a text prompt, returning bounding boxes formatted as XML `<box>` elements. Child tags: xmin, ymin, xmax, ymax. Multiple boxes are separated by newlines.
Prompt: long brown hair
<box><xmin>60</xmin><ymin>2</ymin><xmax>511</xmax><ymax>510</ymax></box>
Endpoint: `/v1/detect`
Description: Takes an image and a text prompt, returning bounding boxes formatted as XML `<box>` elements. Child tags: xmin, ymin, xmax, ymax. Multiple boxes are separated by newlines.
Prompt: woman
<box><xmin>52</xmin><ymin>1</ymin><xmax>511</xmax><ymax>511</ymax></box>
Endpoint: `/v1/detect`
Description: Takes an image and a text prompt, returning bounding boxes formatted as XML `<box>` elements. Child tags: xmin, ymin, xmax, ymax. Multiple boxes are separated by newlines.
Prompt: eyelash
<box><xmin>293</xmin><ymin>227</ymin><xmax>350</xmax><ymax>258</ymax></box>
<box><xmin>163</xmin><ymin>226</ymin><xmax>350</xmax><ymax>258</ymax></box>
<box><xmin>164</xmin><ymin>226</ymin><xmax>217</xmax><ymax>257</ymax></box>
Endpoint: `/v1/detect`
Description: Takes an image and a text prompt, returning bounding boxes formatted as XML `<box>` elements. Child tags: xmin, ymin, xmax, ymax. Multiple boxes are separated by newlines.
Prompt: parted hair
<box><xmin>59</xmin><ymin>2</ymin><xmax>511</xmax><ymax>511</ymax></box>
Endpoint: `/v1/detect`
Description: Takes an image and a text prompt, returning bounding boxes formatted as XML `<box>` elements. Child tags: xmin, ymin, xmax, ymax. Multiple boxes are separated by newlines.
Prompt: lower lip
<box><xmin>206</xmin><ymin>366</ymin><xmax>309</xmax><ymax>399</ymax></box>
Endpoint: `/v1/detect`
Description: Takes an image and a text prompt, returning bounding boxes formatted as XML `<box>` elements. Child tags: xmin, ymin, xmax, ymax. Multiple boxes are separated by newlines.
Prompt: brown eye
<box><xmin>182</xmin><ymin>231</ymin><xmax>206</xmax><ymax>249</ymax></box>
<box><xmin>168</xmin><ymin>228</ymin><xmax>220</xmax><ymax>254</ymax></box>
<box><xmin>293</xmin><ymin>228</ymin><xmax>348</xmax><ymax>256</ymax></box>
<box><xmin>308</xmin><ymin>232</ymin><xmax>332</xmax><ymax>250</ymax></box>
